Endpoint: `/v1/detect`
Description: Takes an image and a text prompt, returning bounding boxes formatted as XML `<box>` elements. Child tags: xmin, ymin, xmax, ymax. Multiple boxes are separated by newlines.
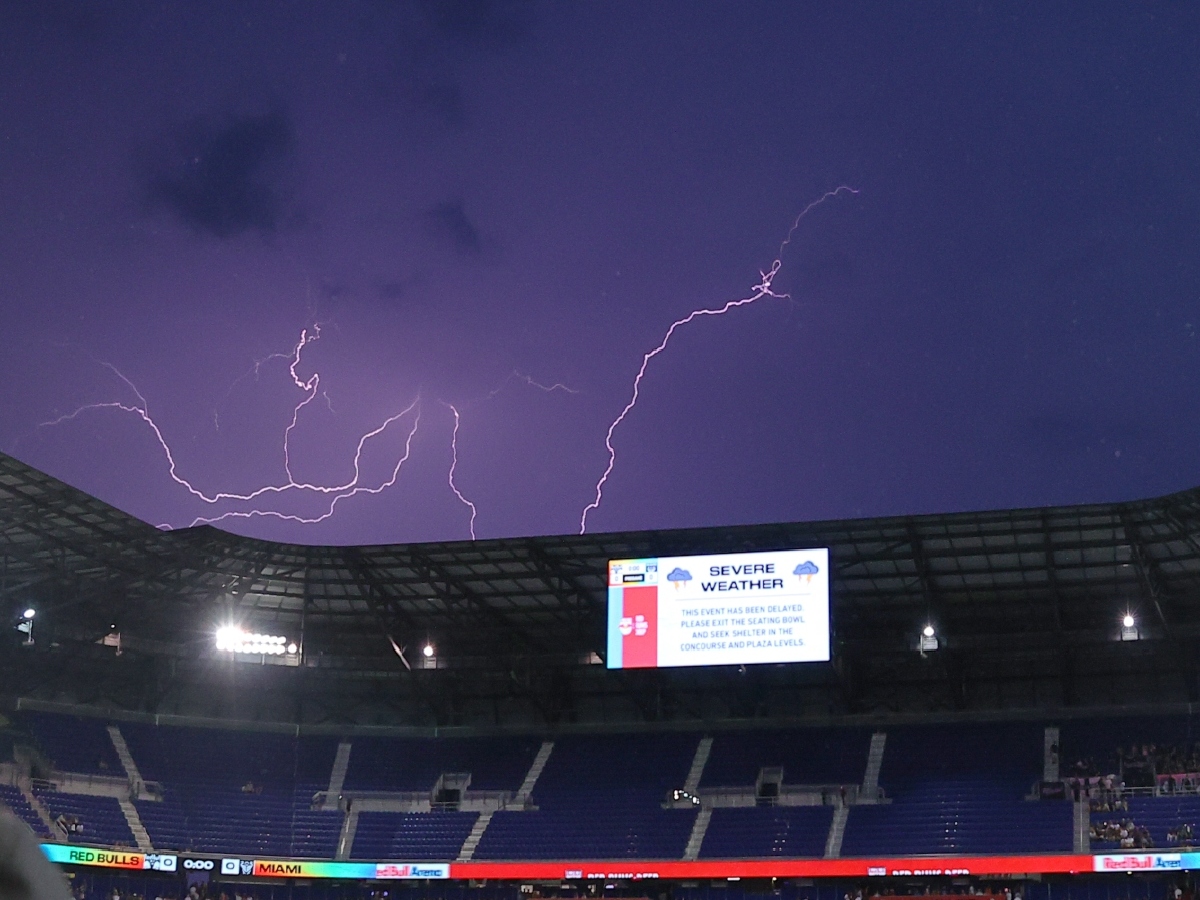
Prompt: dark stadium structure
<box><xmin>6</xmin><ymin>450</ymin><xmax>1200</xmax><ymax>900</ymax></box>
<box><xmin>2</xmin><ymin>449</ymin><xmax>1200</xmax><ymax>726</ymax></box>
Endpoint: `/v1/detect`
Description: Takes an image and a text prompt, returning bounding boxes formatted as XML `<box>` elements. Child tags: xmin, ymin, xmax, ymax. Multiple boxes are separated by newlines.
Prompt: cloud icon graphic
<box><xmin>793</xmin><ymin>561</ymin><xmax>819</xmax><ymax>582</ymax></box>
<box><xmin>666</xmin><ymin>567</ymin><xmax>692</xmax><ymax>590</ymax></box>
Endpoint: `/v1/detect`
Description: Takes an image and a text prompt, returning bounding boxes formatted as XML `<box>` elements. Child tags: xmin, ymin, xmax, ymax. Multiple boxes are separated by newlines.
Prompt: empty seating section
<box><xmin>343</xmin><ymin>736</ymin><xmax>537</xmax><ymax>792</ymax></box>
<box><xmin>0</xmin><ymin>784</ymin><xmax>50</xmax><ymax>838</ymax></box>
<box><xmin>351</xmin><ymin>811</ymin><xmax>478</xmax><ymax>860</ymax></box>
<box><xmin>19</xmin><ymin>712</ymin><xmax>123</xmax><ymax>776</ymax></box>
<box><xmin>702</xmin><ymin>728</ymin><xmax>871</xmax><ymax>787</ymax></box>
<box><xmin>840</xmin><ymin>722</ymin><xmax>1072</xmax><ymax>856</ymax></box>
<box><xmin>701</xmin><ymin>806</ymin><xmax>833</xmax><ymax>858</ymax></box>
<box><xmin>474</xmin><ymin>733</ymin><xmax>698</xmax><ymax>860</ymax></box>
<box><xmin>23</xmin><ymin>711</ymin><xmax>1200</xmax><ymax>860</ymax></box>
<box><xmin>33</xmin><ymin>790</ymin><xmax>134</xmax><ymax>847</ymax></box>
<box><xmin>119</xmin><ymin>723</ymin><xmax>341</xmax><ymax>856</ymax></box>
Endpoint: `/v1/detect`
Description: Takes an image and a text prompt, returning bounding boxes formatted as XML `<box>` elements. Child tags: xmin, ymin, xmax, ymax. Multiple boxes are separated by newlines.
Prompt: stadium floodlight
<box><xmin>215</xmin><ymin>625</ymin><xmax>291</xmax><ymax>656</ymax></box>
<box><xmin>16</xmin><ymin>608</ymin><xmax>35</xmax><ymax>645</ymax></box>
<box><xmin>1120</xmin><ymin>612</ymin><xmax>1139</xmax><ymax>641</ymax></box>
<box><xmin>287</xmin><ymin>642</ymin><xmax>298</xmax><ymax>655</ymax></box>
<box><xmin>919</xmin><ymin>623</ymin><xmax>938</xmax><ymax>652</ymax></box>
<box><xmin>422</xmin><ymin>643</ymin><xmax>435</xmax><ymax>658</ymax></box>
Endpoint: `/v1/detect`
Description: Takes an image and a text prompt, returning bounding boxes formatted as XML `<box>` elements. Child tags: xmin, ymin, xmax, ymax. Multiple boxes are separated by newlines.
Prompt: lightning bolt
<box><xmin>184</xmin><ymin>400</ymin><xmax>421</xmax><ymax>528</ymax></box>
<box><xmin>35</xmin><ymin>328</ymin><xmax>423</xmax><ymax>530</ymax></box>
<box><xmin>444</xmin><ymin>403</ymin><xmax>478</xmax><ymax>540</ymax></box>
<box><xmin>579</xmin><ymin>186</ymin><xmax>859</xmax><ymax>534</ymax></box>
<box><xmin>485</xmin><ymin>370</ymin><xmax>580</xmax><ymax>400</ymax></box>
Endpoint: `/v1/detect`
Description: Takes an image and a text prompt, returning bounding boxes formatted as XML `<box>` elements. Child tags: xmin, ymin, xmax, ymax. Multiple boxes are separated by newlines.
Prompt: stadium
<box><xmin>3</xmin><ymin>448</ymin><xmax>1200</xmax><ymax>900</ymax></box>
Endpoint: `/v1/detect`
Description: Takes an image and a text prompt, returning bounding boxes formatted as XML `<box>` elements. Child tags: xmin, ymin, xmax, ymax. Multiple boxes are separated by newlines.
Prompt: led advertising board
<box><xmin>606</xmin><ymin>548</ymin><xmax>830</xmax><ymax>669</ymax></box>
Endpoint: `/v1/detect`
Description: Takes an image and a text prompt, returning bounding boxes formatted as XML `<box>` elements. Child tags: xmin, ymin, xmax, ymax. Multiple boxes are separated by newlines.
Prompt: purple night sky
<box><xmin>2</xmin><ymin>2</ymin><xmax>1198</xmax><ymax>546</ymax></box>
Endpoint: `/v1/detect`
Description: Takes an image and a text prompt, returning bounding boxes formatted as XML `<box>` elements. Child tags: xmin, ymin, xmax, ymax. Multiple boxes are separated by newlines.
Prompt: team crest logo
<box><xmin>618</xmin><ymin>615</ymin><xmax>649</xmax><ymax>636</ymax></box>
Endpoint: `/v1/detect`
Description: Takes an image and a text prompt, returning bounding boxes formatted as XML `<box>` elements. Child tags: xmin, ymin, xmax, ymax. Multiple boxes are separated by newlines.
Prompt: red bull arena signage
<box><xmin>47</xmin><ymin>845</ymin><xmax>1200</xmax><ymax>880</ymax></box>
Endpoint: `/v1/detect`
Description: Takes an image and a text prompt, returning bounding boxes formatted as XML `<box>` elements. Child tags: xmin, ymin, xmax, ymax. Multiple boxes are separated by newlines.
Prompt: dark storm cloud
<box><xmin>423</xmin><ymin>200</ymin><xmax>482</xmax><ymax>255</ymax></box>
<box><xmin>146</xmin><ymin>113</ymin><xmax>295</xmax><ymax>238</ymax></box>
<box><xmin>0</xmin><ymin>1</ymin><xmax>108</xmax><ymax>45</ymax></box>
<box><xmin>412</xmin><ymin>81</ymin><xmax>467</xmax><ymax>126</ymax></box>
<box><xmin>378</xmin><ymin>282</ymin><xmax>409</xmax><ymax>301</ymax></box>
<box><xmin>421</xmin><ymin>0</ymin><xmax>531</xmax><ymax>48</ymax></box>
<box><xmin>1022</xmin><ymin>412</ymin><xmax>1146</xmax><ymax>455</ymax></box>
<box><xmin>800</xmin><ymin>250</ymin><xmax>859</xmax><ymax>292</ymax></box>
<box><xmin>391</xmin><ymin>76</ymin><xmax>467</xmax><ymax>127</ymax></box>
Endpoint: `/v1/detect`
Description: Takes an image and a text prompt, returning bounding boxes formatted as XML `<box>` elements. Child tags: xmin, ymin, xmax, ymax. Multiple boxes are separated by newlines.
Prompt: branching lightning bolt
<box><xmin>579</xmin><ymin>186</ymin><xmax>859</xmax><ymax>534</ymax></box>
<box><xmin>36</xmin><ymin>327</ymin><xmax>423</xmax><ymax>530</ymax></box>
<box><xmin>444</xmin><ymin>403</ymin><xmax>478</xmax><ymax>540</ymax></box>
<box><xmin>485</xmin><ymin>370</ymin><xmax>580</xmax><ymax>400</ymax></box>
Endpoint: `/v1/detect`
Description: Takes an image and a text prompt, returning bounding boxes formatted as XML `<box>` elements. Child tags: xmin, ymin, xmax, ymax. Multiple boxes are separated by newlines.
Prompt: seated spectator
<box><xmin>1091</xmin><ymin>818</ymin><xmax>1153</xmax><ymax>848</ymax></box>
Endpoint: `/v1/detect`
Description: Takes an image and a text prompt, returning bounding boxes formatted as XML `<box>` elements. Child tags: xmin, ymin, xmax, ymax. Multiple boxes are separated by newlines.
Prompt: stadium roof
<box><xmin>4</xmin><ymin>449</ymin><xmax>1200</xmax><ymax>729</ymax></box>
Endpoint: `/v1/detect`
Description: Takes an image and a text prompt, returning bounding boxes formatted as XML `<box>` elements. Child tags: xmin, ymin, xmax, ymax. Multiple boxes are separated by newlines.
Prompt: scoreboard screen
<box><xmin>606</xmin><ymin>548</ymin><xmax>830</xmax><ymax>669</ymax></box>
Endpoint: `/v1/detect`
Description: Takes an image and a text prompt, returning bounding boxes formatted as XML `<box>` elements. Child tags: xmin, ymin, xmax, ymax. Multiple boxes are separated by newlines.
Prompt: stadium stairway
<box><xmin>683</xmin><ymin>808</ymin><xmax>711</xmax><ymax>860</ymax></box>
<box><xmin>335</xmin><ymin>805</ymin><xmax>358</xmax><ymax>860</ymax></box>
<box><xmin>862</xmin><ymin>732</ymin><xmax>887</xmax><ymax>799</ymax></box>
<box><xmin>106</xmin><ymin>725</ymin><xmax>145</xmax><ymax>790</ymax></box>
<box><xmin>1074</xmin><ymin>797</ymin><xmax>1090</xmax><ymax>852</ymax></box>
<box><xmin>824</xmin><ymin>805</ymin><xmax>849</xmax><ymax>858</ymax></box>
<box><xmin>458</xmin><ymin>740</ymin><xmax>554</xmax><ymax>860</ymax></box>
<box><xmin>513</xmin><ymin>741</ymin><xmax>554</xmax><ymax>806</ymax></box>
<box><xmin>116</xmin><ymin>797</ymin><xmax>152</xmax><ymax>851</ymax></box>
<box><xmin>684</xmin><ymin>738</ymin><xmax>713</xmax><ymax>794</ymax></box>
<box><xmin>327</xmin><ymin>741</ymin><xmax>352</xmax><ymax>800</ymax></box>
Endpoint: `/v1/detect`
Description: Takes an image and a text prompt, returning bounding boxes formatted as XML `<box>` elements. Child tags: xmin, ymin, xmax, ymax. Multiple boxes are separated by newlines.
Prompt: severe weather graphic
<box><xmin>606</xmin><ymin>549</ymin><xmax>830</xmax><ymax>669</ymax></box>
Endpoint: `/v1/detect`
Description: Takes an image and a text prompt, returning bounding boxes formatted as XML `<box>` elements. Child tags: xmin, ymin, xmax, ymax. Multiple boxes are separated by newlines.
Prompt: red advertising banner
<box><xmin>450</xmin><ymin>854</ymin><xmax>1095</xmax><ymax>881</ymax></box>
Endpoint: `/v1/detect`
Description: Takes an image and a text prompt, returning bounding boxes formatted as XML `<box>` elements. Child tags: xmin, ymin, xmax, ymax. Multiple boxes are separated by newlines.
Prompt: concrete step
<box><xmin>862</xmin><ymin>732</ymin><xmax>887</xmax><ymax>797</ymax></box>
<box><xmin>514</xmin><ymin>741</ymin><xmax>554</xmax><ymax>805</ymax></box>
<box><xmin>107</xmin><ymin>725</ymin><xmax>144</xmax><ymax>788</ymax></box>
<box><xmin>824</xmin><ymin>805</ymin><xmax>849</xmax><ymax>858</ymax></box>
<box><xmin>683</xmin><ymin>807</ymin><xmax>712</xmax><ymax>860</ymax></box>
<box><xmin>683</xmin><ymin>737</ymin><xmax>713</xmax><ymax>794</ymax></box>
<box><xmin>335</xmin><ymin>806</ymin><xmax>359</xmax><ymax>860</ymax></box>
<box><xmin>328</xmin><ymin>741</ymin><xmax>353</xmax><ymax>798</ymax></box>
<box><xmin>1044</xmin><ymin>726</ymin><xmax>1061</xmax><ymax>782</ymax></box>
<box><xmin>118</xmin><ymin>797</ymin><xmax>153</xmax><ymax>852</ymax></box>
<box><xmin>457</xmin><ymin>809</ymin><xmax>495</xmax><ymax>861</ymax></box>
<box><xmin>1074</xmin><ymin>798</ymin><xmax>1090</xmax><ymax>853</ymax></box>
<box><xmin>20</xmin><ymin>784</ymin><xmax>57</xmax><ymax>840</ymax></box>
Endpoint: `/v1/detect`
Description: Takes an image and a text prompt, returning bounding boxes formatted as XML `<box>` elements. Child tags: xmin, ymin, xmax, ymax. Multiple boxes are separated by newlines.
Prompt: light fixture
<box><xmin>215</xmin><ymin>626</ymin><xmax>291</xmax><ymax>655</ymax></box>
<box><xmin>422</xmin><ymin>643</ymin><xmax>435</xmax><ymax>658</ymax></box>
<box><xmin>16</xmin><ymin>608</ymin><xmax>35</xmax><ymax>644</ymax></box>
<box><xmin>287</xmin><ymin>642</ymin><xmax>298</xmax><ymax>655</ymax></box>
<box><xmin>1120</xmin><ymin>612</ymin><xmax>1139</xmax><ymax>641</ymax></box>
<box><xmin>919</xmin><ymin>623</ymin><xmax>938</xmax><ymax>652</ymax></box>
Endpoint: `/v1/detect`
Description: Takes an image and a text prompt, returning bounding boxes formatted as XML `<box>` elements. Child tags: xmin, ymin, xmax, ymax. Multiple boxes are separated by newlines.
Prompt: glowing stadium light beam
<box><xmin>444</xmin><ymin>403</ymin><xmax>479</xmax><ymax>540</ymax></box>
<box><xmin>34</xmin><ymin>327</ymin><xmax>425</xmax><ymax>530</ymax></box>
<box><xmin>579</xmin><ymin>186</ymin><xmax>859</xmax><ymax>534</ymax></box>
